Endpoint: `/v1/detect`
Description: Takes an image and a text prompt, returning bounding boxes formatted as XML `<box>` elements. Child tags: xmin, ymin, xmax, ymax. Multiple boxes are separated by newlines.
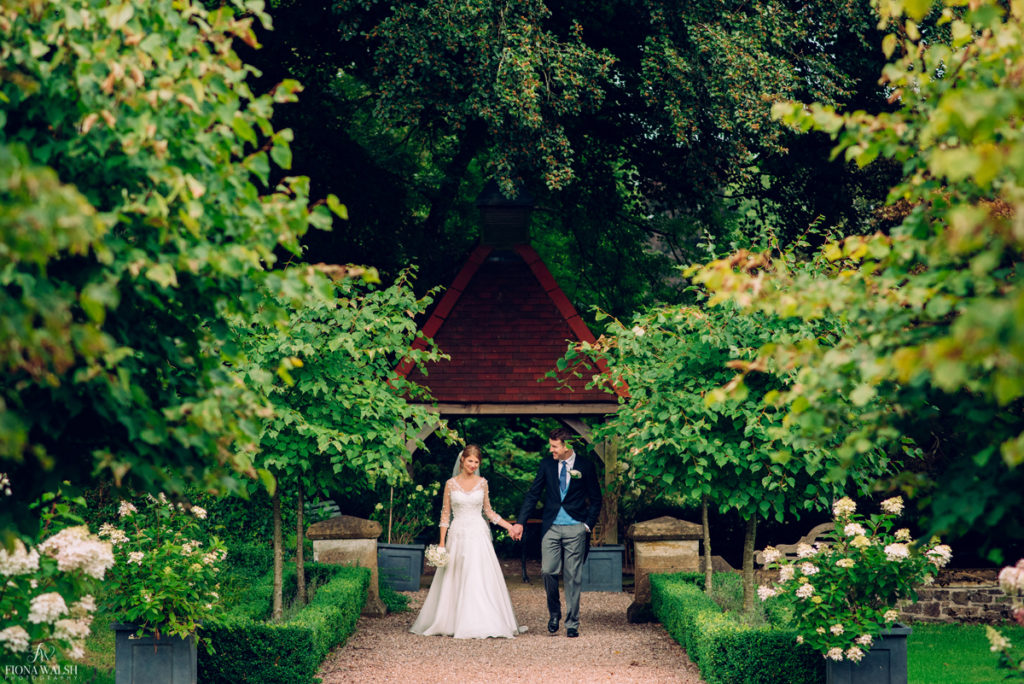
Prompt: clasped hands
<box><xmin>509</xmin><ymin>523</ymin><xmax>524</xmax><ymax>541</ymax></box>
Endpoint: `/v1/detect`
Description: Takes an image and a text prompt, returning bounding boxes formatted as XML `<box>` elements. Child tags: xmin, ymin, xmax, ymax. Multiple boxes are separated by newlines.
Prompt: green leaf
<box><xmin>145</xmin><ymin>263</ymin><xmax>178</xmax><ymax>289</ymax></box>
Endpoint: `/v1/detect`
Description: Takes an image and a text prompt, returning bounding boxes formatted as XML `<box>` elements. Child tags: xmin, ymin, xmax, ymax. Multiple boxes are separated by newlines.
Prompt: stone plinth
<box><xmin>309</xmin><ymin>515</ymin><xmax>386</xmax><ymax>616</ymax></box>
<box><xmin>627</xmin><ymin>516</ymin><xmax>702</xmax><ymax>623</ymax></box>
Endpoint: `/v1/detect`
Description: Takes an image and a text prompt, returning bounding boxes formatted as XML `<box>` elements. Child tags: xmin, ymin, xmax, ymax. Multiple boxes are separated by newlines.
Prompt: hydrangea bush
<box><xmin>758</xmin><ymin>496</ymin><xmax>951</xmax><ymax>662</ymax></box>
<box><xmin>987</xmin><ymin>558</ymin><xmax>1024</xmax><ymax>678</ymax></box>
<box><xmin>98</xmin><ymin>494</ymin><xmax>227</xmax><ymax>643</ymax></box>
<box><xmin>0</xmin><ymin>485</ymin><xmax>114</xmax><ymax>667</ymax></box>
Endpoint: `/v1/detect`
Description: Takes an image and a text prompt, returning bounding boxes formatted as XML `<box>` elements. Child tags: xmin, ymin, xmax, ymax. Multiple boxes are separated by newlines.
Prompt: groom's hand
<box><xmin>510</xmin><ymin>523</ymin><xmax>524</xmax><ymax>541</ymax></box>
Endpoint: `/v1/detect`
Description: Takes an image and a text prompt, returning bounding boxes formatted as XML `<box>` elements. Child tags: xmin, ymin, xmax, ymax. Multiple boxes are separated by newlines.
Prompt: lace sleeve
<box><xmin>439</xmin><ymin>479</ymin><xmax>452</xmax><ymax>528</ymax></box>
<box><xmin>481</xmin><ymin>479</ymin><xmax>503</xmax><ymax>526</ymax></box>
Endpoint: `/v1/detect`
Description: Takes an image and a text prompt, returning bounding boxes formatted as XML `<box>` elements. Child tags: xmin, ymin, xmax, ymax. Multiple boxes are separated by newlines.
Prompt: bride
<box><xmin>410</xmin><ymin>444</ymin><xmax>525</xmax><ymax>638</ymax></box>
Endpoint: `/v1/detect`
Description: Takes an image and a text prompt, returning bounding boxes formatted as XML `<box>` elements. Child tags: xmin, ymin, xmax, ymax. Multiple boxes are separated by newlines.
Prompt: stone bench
<box><xmin>754</xmin><ymin>522</ymin><xmax>834</xmax><ymax>566</ymax></box>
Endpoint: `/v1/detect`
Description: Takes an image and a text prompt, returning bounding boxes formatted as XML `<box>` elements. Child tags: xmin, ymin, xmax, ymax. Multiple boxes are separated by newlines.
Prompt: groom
<box><xmin>511</xmin><ymin>427</ymin><xmax>602</xmax><ymax>638</ymax></box>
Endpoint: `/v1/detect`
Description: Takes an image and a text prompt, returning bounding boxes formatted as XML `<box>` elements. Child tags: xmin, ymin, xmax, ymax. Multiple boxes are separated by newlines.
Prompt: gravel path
<box><xmin>318</xmin><ymin>560</ymin><xmax>706</xmax><ymax>684</ymax></box>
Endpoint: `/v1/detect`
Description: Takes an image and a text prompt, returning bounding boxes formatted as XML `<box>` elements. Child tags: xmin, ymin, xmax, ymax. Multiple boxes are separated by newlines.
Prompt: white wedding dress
<box><xmin>409</xmin><ymin>477</ymin><xmax>523</xmax><ymax>638</ymax></box>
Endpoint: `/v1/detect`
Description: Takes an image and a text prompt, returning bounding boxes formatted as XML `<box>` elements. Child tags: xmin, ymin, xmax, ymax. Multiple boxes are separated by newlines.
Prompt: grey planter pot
<box><xmin>581</xmin><ymin>544</ymin><xmax>625</xmax><ymax>592</ymax></box>
<box><xmin>112</xmin><ymin>623</ymin><xmax>196</xmax><ymax>684</ymax></box>
<box><xmin>378</xmin><ymin>542</ymin><xmax>426</xmax><ymax>592</ymax></box>
<box><xmin>826</xmin><ymin>623</ymin><xmax>911</xmax><ymax>684</ymax></box>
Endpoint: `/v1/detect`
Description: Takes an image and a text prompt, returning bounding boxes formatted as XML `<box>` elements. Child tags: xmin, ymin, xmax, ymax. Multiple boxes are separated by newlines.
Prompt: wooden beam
<box><xmin>416</xmin><ymin>402</ymin><xmax>620</xmax><ymax>416</ymax></box>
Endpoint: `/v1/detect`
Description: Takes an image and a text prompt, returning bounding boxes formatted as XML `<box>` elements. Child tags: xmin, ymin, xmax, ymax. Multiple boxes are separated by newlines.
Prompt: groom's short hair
<box><xmin>549</xmin><ymin>427</ymin><xmax>574</xmax><ymax>444</ymax></box>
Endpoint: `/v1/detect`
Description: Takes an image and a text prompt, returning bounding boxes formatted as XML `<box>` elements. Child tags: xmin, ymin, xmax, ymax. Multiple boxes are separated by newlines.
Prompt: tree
<box><xmin>0</xmin><ymin>0</ymin><xmax>346</xmax><ymax>540</ymax></box>
<box><xmin>235</xmin><ymin>268</ymin><xmax>454</xmax><ymax>615</ymax></box>
<box><xmin>694</xmin><ymin>0</ymin><xmax>1024</xmax><ymax>561</ymax></box>
<box><xmin>557</xmin><ymin>294</ymin><xmax>889</xmax><ymax>611</ymax></box>
<box><xmin>240</xmin><ymin>0</ymin><xmax>893</xmax><ymax>319</ymax></box>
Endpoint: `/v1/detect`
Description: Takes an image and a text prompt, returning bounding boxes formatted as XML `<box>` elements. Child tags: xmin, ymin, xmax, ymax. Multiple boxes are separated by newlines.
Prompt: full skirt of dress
<box><xmin>409</xmin><ymin>516</ymin><xmax>520</xmax><ymax>639</ymax></box>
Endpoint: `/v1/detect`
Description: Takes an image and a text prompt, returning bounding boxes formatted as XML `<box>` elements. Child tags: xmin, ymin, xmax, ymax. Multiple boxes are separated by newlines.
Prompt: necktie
<box><xmin>560</xmin><ymin>461</ymin><xmax>569</xmax><ymax>495</ymax></box>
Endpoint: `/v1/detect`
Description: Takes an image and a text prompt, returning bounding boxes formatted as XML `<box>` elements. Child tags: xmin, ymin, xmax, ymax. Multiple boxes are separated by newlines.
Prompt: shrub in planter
<box><xmin>757</xmin><ymin>496</ymin><xmax>950</xmax><ymax>664</ymax></box>
<box><xmin>98</xmin><ymin>495</ymin><xmax>227</xmax><ymax>645</ymax></box>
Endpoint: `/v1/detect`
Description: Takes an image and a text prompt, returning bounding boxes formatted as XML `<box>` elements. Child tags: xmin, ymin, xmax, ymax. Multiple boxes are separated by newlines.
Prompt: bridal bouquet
<box><xmin>424</xmin><ymin>544</ymin><xmax>449</xmax><ymax>568</ymax></box>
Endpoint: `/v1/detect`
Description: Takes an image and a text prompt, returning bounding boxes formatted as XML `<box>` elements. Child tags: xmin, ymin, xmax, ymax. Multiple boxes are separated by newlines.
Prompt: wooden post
<box><xmin>387</xmin><ymin>486</ymin><xmax>394</xmax><ymax>544</ymax></box>
<box><xmin>598</xmin><ymin>437</ymin><xmax>619</xmax><ymax>545</ymax></box>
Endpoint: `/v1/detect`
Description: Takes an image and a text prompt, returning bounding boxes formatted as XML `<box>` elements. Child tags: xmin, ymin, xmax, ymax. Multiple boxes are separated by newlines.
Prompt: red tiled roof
<box><xmin>395</xmin><ymin>244</ymin><xmax>624</xmax><ymax>408</ymax></box>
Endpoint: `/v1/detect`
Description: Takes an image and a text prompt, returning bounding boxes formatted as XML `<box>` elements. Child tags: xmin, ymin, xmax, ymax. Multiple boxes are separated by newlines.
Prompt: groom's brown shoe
<box><xmin>547</xmin><ymin>616</ymin><xmax>559</xmax><ymax>633</ymax></box>
<box><xmin>566</xmin><ymin>627</ymin><xmax>579</xmax><ymax>638</ymax></box>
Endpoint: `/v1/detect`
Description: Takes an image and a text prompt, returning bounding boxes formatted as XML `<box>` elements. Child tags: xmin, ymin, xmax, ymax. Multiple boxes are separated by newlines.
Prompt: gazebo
<box><xmin>393</xmin><ymin>184</ymin><xmax>628</xmax><ymax>543</ymax></box>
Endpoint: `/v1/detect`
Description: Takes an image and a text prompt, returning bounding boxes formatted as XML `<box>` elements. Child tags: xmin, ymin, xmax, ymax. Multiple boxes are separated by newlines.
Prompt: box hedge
<box><xmin>651</xmin><ymin>572</ymin><xmax>823</xmax><ymax>684</ymax></box>
<box><xmin>198</xmin><ymin>562</ymin><xmax>369</xmax><ymax>684</ymax></box>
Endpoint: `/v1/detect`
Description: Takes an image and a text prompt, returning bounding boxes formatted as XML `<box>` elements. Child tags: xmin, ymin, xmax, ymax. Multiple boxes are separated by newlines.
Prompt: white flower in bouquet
<box><xmin>425</xmin><ymin>544</ymin><xmax>449</xmax><ymax>568</ymax></box>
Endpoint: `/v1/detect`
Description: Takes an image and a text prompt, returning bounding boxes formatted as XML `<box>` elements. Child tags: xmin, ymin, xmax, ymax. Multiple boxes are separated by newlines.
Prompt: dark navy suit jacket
<box><xmin>517</xmin><ymin>452</ymin><xmax>602</xmax><ymax>539</ymax></box>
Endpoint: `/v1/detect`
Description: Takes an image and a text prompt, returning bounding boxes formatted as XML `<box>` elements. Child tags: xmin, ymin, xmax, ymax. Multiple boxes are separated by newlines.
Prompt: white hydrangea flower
<box><xmin>65</xmin><ymin>641</ymin><xmax>85</xmax><ymax>661</ymax></box>
<box><xmin>799</xmin><ymin>562</ymin><xmax>819</xmax><ymax>576</ymax></box>
<box><xmin>845</xmin><ymin>646</ymin><xmax>865</xmax><ymax>662</ymax></box>
<box><xmin>830</xmin><ymin>623</ymin><xmax>845</xmax><ymax>635</ymax></box>
<box><xmin>836</xmin><ymin>558</ymin><xmax>855</xmax><ymax>568</ymax></box>
<box><xmin>757</xmin><ymin>585</ymin><xmax>779</xmax><ymax>601</ymax></box>
<box><xmin>796</xmin><ymin>583</ymin><xmax>815</xmax><ymax>599</ymax></box>
<box><xmin>71</xmin><ymin>595</ymin><xmax>96</xmax><ymax>617</ymax></box>
<box><xmin>28</xmin><ymin>592</ymin><xmax>69</xmax><ymax>624</ymax></box>
<box><xmin>880</xmin><ymin>496</ymin><xmax>904</xmax><ymax>515</ymax></box>
<box><xmin>987</xmin><ymin>625</ymin><xmax>1012</xmax><ymax>653</ymax></box>
<box><xmin>826</xmin><ymin>647</ymin><xmax>844</xmax><ymax>661</ymax></box>
<box><xmin>0</xmin><ymin>625</ymin><xmax>31</xmax><ymax>653</ymax></box>
<box><xmin>54</xmin><ymin>617</ymin><xmax>92</xmax><ymax>641</ymax></box>
<box><xmin>761</xmin><ymin>546</ymin><xmax>782</xmax><ymax>564</ymax></box>
<box><xmin>894</xmin><ymin>528</ymin><xmax>912</xmax><ymax>541</ymax></box>
<box><xmin>98</xmin><ymin>523</ymin><xmax>129</xmax><ymax>545</ymax></box>
<box><xmin>832</xmin><ymin>497</ymin><xmax>856</xmax><ymax>517</ymax></box>
<box><xmin>843</xmin><ymin>522</ymin><xmax>866</xmax><ymax>537</ymax></box>
<box><xmin>118</xmin><ymin>501</ymin><xmax>137</xmax><ymax>518</ymax></box>
<box><xmin>39</xmin><ymin>526</ymin><xmax>115</xmax><ymax>579</ymax></box>
<box><xmin>884</xmin><ymin>543</ymin><xmax>910</xmax><ymax>561</ymax></box>
<box><xmin>927</xmin><ymin>545</ymin><xmax>952</xmax><ymax>568</ymax></box>
<box><xmin>884</xmin><ymin>609</ymin><xmax>900</xmax><ymax>622</ymax></box>
<box><xmin>0</xmin><ymin>539</ymin><xmax>40</xmax><ymax>576</ymax></box>
<box><xmin>796</xmin><ymin>543</ymin><xmax>816</xmax><ymax>558</ymax></box>
<box><xmin>779</xmin><ymin>565</ymin><xmax>795</xmax><ymax>582</ymax></box>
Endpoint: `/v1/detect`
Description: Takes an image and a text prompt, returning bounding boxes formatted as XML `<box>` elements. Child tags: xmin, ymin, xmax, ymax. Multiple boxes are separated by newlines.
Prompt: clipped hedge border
<box><xmin>651</xmin><ymin>572</ymin><xmax>823</xmax><ymax>684</ymax></box>
<box><xmin>198</xmin><ymin>562</ymin><xmax>369</xmax><ymax>684</ymax></box>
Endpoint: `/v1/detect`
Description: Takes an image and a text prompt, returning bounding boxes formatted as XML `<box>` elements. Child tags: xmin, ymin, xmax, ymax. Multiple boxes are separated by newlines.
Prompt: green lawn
<box><xmin>909</xmin><ymin>622</ymin><xmax>1024</xmax><ymax>684</ymax></box>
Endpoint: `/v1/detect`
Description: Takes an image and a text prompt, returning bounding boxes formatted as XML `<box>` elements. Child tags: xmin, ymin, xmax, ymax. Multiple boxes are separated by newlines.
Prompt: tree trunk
<box><xmin>272</xmin><ymin>487</ymin><xmax>283</xmax><ymax>621</ymax></box>
<box><xmin>296</xmin><ymin>487</ymin><xmax>306</xmax><ymax>607</ymax></box>
<box><xmin>702</xmin><ymin>494</ymin><xmax>713</xmax><ymax>593</ymax></box>
<box><xmin>742</xmin><ymin>515</ymin><xmax>758</xmax><ymax>615</ymax></box>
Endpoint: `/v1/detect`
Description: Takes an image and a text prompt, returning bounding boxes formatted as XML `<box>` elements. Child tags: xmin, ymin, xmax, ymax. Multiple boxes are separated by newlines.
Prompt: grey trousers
<box><xmin>541</xmin><ymin>522</ymin><xmax>587</xmax><ymax>630</ymax></box>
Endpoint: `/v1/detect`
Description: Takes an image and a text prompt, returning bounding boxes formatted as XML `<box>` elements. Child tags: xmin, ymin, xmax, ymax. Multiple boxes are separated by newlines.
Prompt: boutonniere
<box><xmin>569</xmin><ymin>469</ymin><xmax>582</xmax><ymax>479</ymax></box>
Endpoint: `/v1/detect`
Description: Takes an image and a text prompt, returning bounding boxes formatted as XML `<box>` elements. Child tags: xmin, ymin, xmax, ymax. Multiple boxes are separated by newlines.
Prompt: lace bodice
<box><xmin>439</xmin><ymin>477</ymin><xmax>504</xmax><ymax>528</ymax></box>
